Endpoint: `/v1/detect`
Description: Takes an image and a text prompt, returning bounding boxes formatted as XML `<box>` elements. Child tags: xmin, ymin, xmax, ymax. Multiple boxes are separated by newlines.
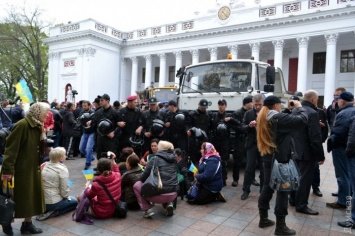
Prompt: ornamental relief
<box><xmin>95</xmin><ymin>23</ymin><xmax>107</xmax><ymax>33</ymax></box>
<box><xmin>182</xmin><ymin>21</ymin><xmax>194</xmax><ymax>30</ymax></box>
<box><xmin>138</xmin><ymin>29</ymin><xmax>147</xmax><ymax>37</ymax></box>
<box><xmin>309</xmin><ymin>0</ymin><xmax>328</xmax><ymax>8</ymax></box>
<box><xmin>60</xmin><ymin>24</ymin><xmax>80</xmax><ymax>33</ymax></box>
<box><xmin>126</xmin><ymin>32</ymin><xmax>134</xmax><ymax>39</ymax></box>
<box><xmin>111</xmin><ymin>29</ymin><xmax>122</xmax><ymax>39</ymax></box>
<box><xmin>77</xmin><ymin>47</ymin><xmax>96</xmax><ymax>57</ymax></box>
<box><xmin>260</xmin><ymin>7</ymin><xmax>276</xmax><ymax>17</ymax></box>
<box><xmin>166</xmin><ymin>24</ymin><xmax>176</xmax><ymax>33</ymax></box>
<box><xmin>152</xmin><ymin>27</ymin><xmax>161</xmax><ymax>35</ymax></box>
<box><xmin>283</xmin><ymin>2</ymin><xmax>301</xmax><ymax>13</ymax></box>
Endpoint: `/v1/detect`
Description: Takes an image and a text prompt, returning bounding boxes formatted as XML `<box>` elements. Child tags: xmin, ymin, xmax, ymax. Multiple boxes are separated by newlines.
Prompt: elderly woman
<box><xmin>189</xmin><ymin>142</ymin><xmax>225</xmax><ymax>205</ymax></box>
<box><xmin>133</xmin><ymin>140</ymin><xmax>178</xmax><ymax>218</ymax></box>
<box><xmin>36</xmin><ymin>147</ymin><xmax>78</xmax><ymax>221</ymax></box>
<box><xmin>1</xmin><ymin>102</ymin><xmax>51</xmax><ymax>235</ymax></box>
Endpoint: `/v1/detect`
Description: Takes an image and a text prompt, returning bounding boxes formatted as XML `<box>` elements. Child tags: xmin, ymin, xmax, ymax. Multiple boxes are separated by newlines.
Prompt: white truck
<box><xmin>176</xmin><ymin>59</ymin><xmax>288</xmax><ymax>112</ymax></box>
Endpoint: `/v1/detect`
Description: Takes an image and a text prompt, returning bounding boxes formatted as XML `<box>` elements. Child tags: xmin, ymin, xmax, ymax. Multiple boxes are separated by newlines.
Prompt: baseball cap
<box><xmin>98</xmin><ymin>94</ymin><xmax>110</xmax><ymax>101</ymax></box>
<box><xmin>339</xmin><ymin>91</ymin><xmax>354</xmax><ymax>102</ymax></box>
<box><xmin>290</xmin><ymin>95</ymin><xmax>300</xmax><ymax>101</ymax></box>
<box><xmin>126</xmin><ymin>95</ymin><xmax>137</xmax><ymax>101</ymax></box>
<box><xmin>168</xmin><ymin>100</ymin><xmax>177</xmax><ymax>107</ymax></box>
<box><xmin>243</xmin><ymin>96</ymin><xmax>253</xmax><ymax>105</ymax></box>
<box><xmin>199</xmin><ymin>99</ymin><xmax>208</xmax><ymax>108</ymax></box>
<box><xmin>218</xmin><ymin>99</ymin><xmax>227</xmax><ymax>105</ymax></box>
<box><xmin>263</xmin><ymin>96</ymin><xmax>284</xmax><ymax>106</ymax></box>
<box><xmin>148</xmin><ymin>97</ymin><xmax>158</xmax><ymax>104</ymax></box>
<box><xmin>93</xmin><ymin>97</ymin><xmax>100</xmax><ymax>104</ymax></box>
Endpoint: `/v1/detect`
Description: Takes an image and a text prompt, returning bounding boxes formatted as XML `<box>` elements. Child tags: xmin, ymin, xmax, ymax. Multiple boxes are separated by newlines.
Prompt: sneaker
<box><xmin>216</xmin><ymin>192</ymin><xmax>226</xmax><ymax>202</ymax></box>
<box><xmin>143</xmin><ymin>209</ymin><xmax>154</xmax><ymax>218</ymax></box>
<box><xmin>326</xmin><ymin>202</ymin><xmax>346</xmax><ymax>209</ymax></box>
<box><xmin>166</xmin><ymin>203</ymin><xmax>174</xmax><ymax>216</ymax></box>
<box><xmin>231</xmin><ymin>181</ymin><xmax>238</xmax><ymax>187</ymax></box>
<box><xmin>338</xmin><ymin>220</ymin><xmax>355</xmax><ymax>228</ymax></box>
<box><xmin>84</xmin><ymin>164</ymin><xmax>91</xmax><ymax>170</ymax></box>
<box><xmin>36</xmin><ymin>210</ymin><xmax>56</xmax><ymax>221</ymax></box>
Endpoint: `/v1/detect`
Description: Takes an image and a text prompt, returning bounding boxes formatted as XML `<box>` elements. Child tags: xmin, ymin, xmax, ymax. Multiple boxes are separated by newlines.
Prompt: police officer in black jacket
<box><xmin>210</xmin><ymin>99</ymin><xmax>240</xmax><ymax>187</ymax></box>
<box><xmin>89</xmin><ymin>94</ymin><xmax>120</xmax><ymax>159</ymax></box>
<box><xmin>117</xmin><ymin>95</ymin><xmax>144</xmax><ymax>155</ymax></box>
<box><xmin>231</xmin><ymin>96</ymin><xmax>253</xmax><ymax>187</ymax></box>
<box><xmin>186</xmin><ymin>99</ymin><xmax>212</xmax><ymax>164</ymax></box>
<box><xmin>164</xmin><ymin>100</ymin><xmax>189</xmax><ymax>153</ymax></box>
<box><xmin>241</xmin><ymin>94</ymin><xmax>264</xmax><ymax>200</ymax></box>
<box><xmin>289</xmin><ymin>90</ymin><xmax>325</xmax><ymax>215</ymax></box>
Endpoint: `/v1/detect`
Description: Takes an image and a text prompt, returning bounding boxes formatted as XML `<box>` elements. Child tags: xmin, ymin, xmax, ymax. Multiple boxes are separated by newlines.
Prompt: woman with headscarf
<box><xmin>189</xmin><ymin>142</ymin><xmax>226</xmax><ymax>205</ymax></box>
<box><xmin>1</xmin><ymin>102</ymin><xmax>51</xmax><ymax>235</ymax></box>
<box><xmin>256</xmin><ymin>96</ymin><xmax>307</xmax><ymax>236</ymax></box>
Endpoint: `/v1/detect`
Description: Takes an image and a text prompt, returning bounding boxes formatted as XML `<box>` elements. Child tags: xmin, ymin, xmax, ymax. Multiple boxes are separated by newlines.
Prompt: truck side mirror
<box><xmin>266</xmin><ymin>66</ymin><xmax>275</xmax><ymax>84</ymax></box>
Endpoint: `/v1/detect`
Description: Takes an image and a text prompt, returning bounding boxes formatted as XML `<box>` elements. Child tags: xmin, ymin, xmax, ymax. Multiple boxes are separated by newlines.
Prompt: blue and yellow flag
<box><xmin>82</xmin><ymin>169</ymin><xmax>94</xmax><ymax>180</ymax></box>
<box><xmin>189</xmin><ymin>163</ymin><xmax>198</xmax><ymax>174</ymax></box>
<box><xmin>15</xmin><ymin>78</ymin><xmax>33</xmax><ymax>103</ymax></box>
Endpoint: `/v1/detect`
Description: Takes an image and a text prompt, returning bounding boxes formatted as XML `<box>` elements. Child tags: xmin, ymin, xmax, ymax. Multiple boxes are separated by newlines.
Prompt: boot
<box><xmin>274</xmin><ymin>216</ymin><xmax>296</xmax><ymax>235</ymax></box>
<box><xmin>20</xmin><ymin>221</ymin><xmax>43</xmax><ymax>234</ymax></box>
<box><xmin>259</xmin><ymin>209</ymin><xmax>275</xmax><ymax>228</ymax></box>
<box><xmin>1</xmin><ymin>224</ymin><xmax>13</xmax><ymax>236</ymax></box>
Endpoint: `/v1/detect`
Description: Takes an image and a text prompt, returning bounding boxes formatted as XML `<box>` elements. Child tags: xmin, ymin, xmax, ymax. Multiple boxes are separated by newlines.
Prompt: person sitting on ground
<box><xmin>83</xmin><ymin>153</ymin><xmax>122</xmax><ymax>219</ymax></box>
<box><xmin>140</xmin><ymin>139</ymin><xmax>159</xmax><ymax>166</ymax></box>
<box><xmin>174</xmin><ymin>148</ymin><xmax>191</xmax><ymax>194</ymax></box>
<box><xmin>117</xmin><ymin>147</ymin><xmax>134</xmax><ymax>174</ymax></box>
<box><xmin>37</xmin><ymin>147</ymin><xmax>78</xmax><ymax>221</ymax></box>
<box><xmin>133</xmin><ymin>140</ymin><xmax>179</xmax><ymax>218</ymax></box>
<box><xmin>121</xmin><ymin>153</ymin><xmax>143</xmax><ymax>210</ymax></box>
<box><xmin>188</xmin><ymin>142</ymin><xmax>226</xmax><ymax>205</ymax></box>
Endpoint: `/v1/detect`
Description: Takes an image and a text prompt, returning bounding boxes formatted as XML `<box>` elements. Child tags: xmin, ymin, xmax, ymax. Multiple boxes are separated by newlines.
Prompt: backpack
<box><xmin>72</xmin><ymin>189</ymin><xmax>94</xmax><ymax>225</ymax></box>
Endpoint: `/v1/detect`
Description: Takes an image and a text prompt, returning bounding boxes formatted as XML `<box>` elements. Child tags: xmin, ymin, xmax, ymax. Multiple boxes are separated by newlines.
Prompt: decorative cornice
<box><xmin>324</xmin><ymin>33</ymin><xmax>339</xmax><ymax>45</ymax></box>
<box><xmin>272</xmin><ymin>40</ymin><xmax>284</xmax><ymax>50</ymax></box>
<box><xmin>297</xmin><ymin>37</ymin><xmax>310</xmax><ymax>48</ymax></box>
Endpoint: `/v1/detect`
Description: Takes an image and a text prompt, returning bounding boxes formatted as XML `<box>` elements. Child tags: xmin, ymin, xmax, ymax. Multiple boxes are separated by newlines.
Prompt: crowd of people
<box><xmin>0</xmin><ymin>88</ymin><xmax>354</xmax><ymax>235</ymax></box>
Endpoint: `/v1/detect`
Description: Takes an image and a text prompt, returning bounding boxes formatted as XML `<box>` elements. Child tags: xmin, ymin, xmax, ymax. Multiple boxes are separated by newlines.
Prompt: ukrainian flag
<box><xmin>82</xmin><ymin>169</ymin><xmax>94</xmax><ymax>180</ymax></box>
<box><xmin>15</xmin><ymin>78</ymin><xmax>33</xmax><ymax>103</ymax></box>
<box><xmin>189</xmin><ymin>163</ymin><xmax>198</xmax><ymax>174</ymax></box>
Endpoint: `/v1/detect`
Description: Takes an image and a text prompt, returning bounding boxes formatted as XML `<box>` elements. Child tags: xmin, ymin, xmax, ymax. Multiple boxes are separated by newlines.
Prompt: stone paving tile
<box><xmin>201</xmin><ymin>214</ymin><xmax>228</xmax><ymax>224</ymax></box>
<box><xmin>154</xmin><ymin>223</ymin><xmax>186</xmax><ymax>236</ymax></box>
<box><xmin>120</xmin><ymin>225</ymin><xmax>154</xmax><ymax>236</ymax></box>
<box><xmin>189</xmin><ymin>220</ymin><xmax>219</xmax><ymax>233</ymax></box>
<box><xmin>176</xmin><ymin>228</ymin><xmax>209</xmax><ymax>236</ymax></box>
<box><xmin>84</xmin><ymin>228</ymin><xmax>122</xmax><ymax>236</ymax></box>
<box><xmin>165</xmin><ymin>216</ymin><xmax>197</xmax><ymax>228</ymax></box>
<box><xmin>210</xmin><ymin>225</ymin><xmax>242</xmax><ymax>235</ymax></box>
<box><xmin>222</xmin><ymin>218</ymin><xmax>250</xmax><ymax>230</ymax></box>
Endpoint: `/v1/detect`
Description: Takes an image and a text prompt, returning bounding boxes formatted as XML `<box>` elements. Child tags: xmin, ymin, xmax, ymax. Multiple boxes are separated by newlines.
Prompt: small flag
<box><xmin>82</xmin><ymin>169</ymin><xmax>94</xmax><ymax>180</ymax></box>
<box><xmin>68</xmin><ymin>179</ymin><xmax>73</xmax><ymax>187</ymax></box>
<box><xmin>2</xmin><ymin>179</ymin><xmax>14</xmax><ymax>189</ymax></box>
<box><xmin>189</xmin><ymin>163</ymin><xmax>198</xmax><ymax>174</ymax></box>
<box><xmin>15</xmin><ymin>78</ymin><xmax>33</xmax><ymax>103</ymax></box>
<box><xmin>138</xmin><ymin>163</ymin><xmax>144</xmax><ymax>170</ymax></box>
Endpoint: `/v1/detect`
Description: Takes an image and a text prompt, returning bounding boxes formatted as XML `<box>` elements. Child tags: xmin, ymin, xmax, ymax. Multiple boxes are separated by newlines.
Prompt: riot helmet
<box><xmin>97</xmin><ymin>119</ymin><xmax>114</xmax><ymax>136</ymax></box>
<box><xmin>150</xmin><ymin>119</ymin><xmax>164</xmax><ymax>136</ymax></box>
<box><xmin>79</xmin><ymin>113</ymin><xmax>93</xmax><ymax>128</ymax></box>
<box><xmin>215</xmin><ymin>123</ymin><xmax>228</xmax><ymax>139</ymax></box>
<box><xmin>190</xmin><ymin>127</ymin><xmax>208</xmax><ymax>142</ymax></box>
<box><xmin>174</xmin><ymin>113</ymin><xmax>186</xmax><ymax>128</ymax></box>
<box><xmin>129</xmin><ymin>134</ymin><xmax>144</xmax><ymax>148</ymax></box>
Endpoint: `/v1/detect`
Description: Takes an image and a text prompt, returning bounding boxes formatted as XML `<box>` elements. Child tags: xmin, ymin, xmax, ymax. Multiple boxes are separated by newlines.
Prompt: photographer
<box><xmin>62</xmin><ymin>102</ymin><xmax>80</xmax><ymax>160</ymax></box>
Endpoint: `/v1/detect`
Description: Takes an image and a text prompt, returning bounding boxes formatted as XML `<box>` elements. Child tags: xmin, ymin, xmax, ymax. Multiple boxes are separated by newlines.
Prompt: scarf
<box><xmin>199</xmin><ymin>142</ymin><xmax>221</xmax><ymax>165</ymax></box>
<box><xmin>27</xmin><ymin>102</ymin><xmax>50</xmax><ymax>140</ymax></box>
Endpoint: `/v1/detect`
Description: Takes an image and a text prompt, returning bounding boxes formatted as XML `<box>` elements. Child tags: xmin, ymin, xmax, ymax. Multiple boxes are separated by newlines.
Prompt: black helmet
<box><xmin>150</xmin><ymin>119</ymin><xmax>164</xmax><ymax>136</ymax></box>
<box><xmin>79</xmin><ymin>113</ymin><xmax>93</xmax><ymax>128</ymax></box>
<box><xmin>97</xmin><ymin>119</ymin><xmax>114</xmax><ymax>136</ymax></box>
<box><xmin>190</xmin><ymin>127</ymin><xmax>208</xmax><ymax>142</ymax></box>
<box><xmin>215</xmin><ymin>123</ymin><xmax>228</xmax><ymax>138</ymax></box>
<box><xmin>174</xmin><ymin>113</ymin><xmax>186</xmax><ymax>128</ymax></box>
<box><xmin>129</xmin><ymin>134</ymin><xmax>144</xmax><ymax>148</ymax></box>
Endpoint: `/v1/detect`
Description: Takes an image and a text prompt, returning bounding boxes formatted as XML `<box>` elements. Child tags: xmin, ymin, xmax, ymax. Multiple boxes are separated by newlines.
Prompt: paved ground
<box><xmin>1</xmin><ymin>147</ymin><xmax>353</xmax><ymax>236</ymax></box>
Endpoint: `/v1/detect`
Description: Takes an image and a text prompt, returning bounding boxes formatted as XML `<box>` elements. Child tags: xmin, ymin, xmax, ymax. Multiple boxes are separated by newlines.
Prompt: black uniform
<box><xmin>187</xmin><ymin>109</ymin><xmax>212</xmax><ymax>164</ymax></box>
<box><xmin>91</xmin><ymin>106</ymin><xmax>120</xmax><ymax>159</ymax></box>
<box><xmin>210</xmin><ymin>111</ymin><xmax>239</xmax><ymax>185</ymax></box>
<box><xmin>117</xmin><ymin>107</ymin><xmax>143</xmax><ymax>154</ymax></box>
<box><xmin>231</xmin><ymin>107</ymin><xmax>248</xmax><ymax>183</ymax></box>
<box><xmin>164</xmin><ymin>109</ymin><xmax>189</xmax><ymax>153</ymax></box>
<box><xmin>141</xmin><ymin>109</ymin><xmax>164</xmax><ymax>152</ymax></box>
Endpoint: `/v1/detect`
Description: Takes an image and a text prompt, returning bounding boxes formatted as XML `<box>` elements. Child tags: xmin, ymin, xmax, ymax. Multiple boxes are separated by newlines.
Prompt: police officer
<box><xmin>141</xmin><ymin>97</ymin><xmax>164</xmax><ymax>152</ymax></box>
<box><xmin>241</xmin><ymin>94</ymin><xmax>264</xmax><ymax>200</ymax></box>
<box><xmin>187</xmin><ymin>99</ymin><xmax>211</xmax><ymax>164</ymax></box>
<box><xmin>211</xmin><ymin>99</ymin><xmax>240</xmax><ymax>187</ymax></box>
<box><xmin>88</xmin><ymin>94</ymin><xmax>120</xmax><ymax>159</ymax></box>
<box><xmin>231</xmin><ymin>96</ymin><xmax>253</xmax><ymax>187</ymax></box>
<box><xmin>164</xmin><ymin>100</ymin><xmax>189</xmax><ymax>153</ymax></box>
<box><xmin>117</xmin><ymin>95</ymin><xmax>144</xmax><ymax>154</ymax></box>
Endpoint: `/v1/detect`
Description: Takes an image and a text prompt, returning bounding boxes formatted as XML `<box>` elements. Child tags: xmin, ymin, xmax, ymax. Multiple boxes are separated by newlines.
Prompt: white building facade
<box><xmin>45</xmin><ymin>0</ymin><xmax>355</xmax><ymax>106</ymax></box>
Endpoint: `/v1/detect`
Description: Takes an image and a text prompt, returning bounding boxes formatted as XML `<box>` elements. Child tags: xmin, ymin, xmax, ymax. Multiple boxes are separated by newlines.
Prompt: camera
<box><xmin>289</xmin><ymin>101</ymin><xmax>294</xmax><ymax>107</ymax></box>
<box><xmin>101</xmin><ymin>151</ymin><xmax>113</xmax><ymax>159</ymax></box>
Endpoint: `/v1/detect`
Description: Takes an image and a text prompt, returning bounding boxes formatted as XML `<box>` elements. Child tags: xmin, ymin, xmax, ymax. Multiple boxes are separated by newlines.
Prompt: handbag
<box><xmin>0</xmin><ymin>180</ymin><xmax>15</xmax><ymax>225</ymax></box>
<box><xmin>96</xmin><ymin>181</ymin><xmax>127</xmax><ymax>218</ymax></box>
<box><xmin>186</xmin><ymin>181</ymin><xmax>200</xmax><ymax>200</ymax></box>
<box><xmin>269</xmin><ymin>158</ymin><xmax>300</xmax><ymax>191</ymax></box>
<box><xmin>140</xmin><ymin>157</ymin><xmax>163</xmax><ymax>198</ymax></box>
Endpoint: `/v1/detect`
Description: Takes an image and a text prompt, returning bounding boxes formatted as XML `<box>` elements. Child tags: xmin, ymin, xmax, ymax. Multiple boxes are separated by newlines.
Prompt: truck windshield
<box><xmin>182</xmin><ymin>62</ymin><xmax>252</xmax><ymax>93</ymax></box>
<box><xmin>153</xmin><ymin>89</ymin><xmax>177</xmax><ymax>102</ymax></box>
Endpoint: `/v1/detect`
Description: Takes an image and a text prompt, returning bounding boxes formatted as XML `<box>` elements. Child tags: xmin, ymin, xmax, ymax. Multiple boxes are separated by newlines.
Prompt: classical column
<box><xmin>144</xmin><ymin>55</ymin><xmax>152</xmax><ymax>88</ymax></box>
<box><xmin>190</xmin><ymin>49</ymin><xmax>199</xmax><ymax>65</ymax></box>
<box><xmin>228</xmin><ymin>45</ymin><xmax>239</xmax><ymax>59</ymax></box>
<box><xmin>272</xmin><ymin>40</ymin><xmax>284</xmax><ymax>69</ymax></box>
<box><xmin>249</xmin><ymin>42</ymin><xmax>260</xmax><ymax>61</ymax></box>
<box><xmin>324</xmin><ymin>33</ymin><xmax>339</xmax><ymax>106</ymax></box>
<box><xmin>173</xmin><ymin>51</ymin><xmax>183</xmax><ymax>85</ymax></box>
<box><xmin>120</xmin><ymin>58</ymin><xmax>127</xmax><ymax>101</ymax></box>
<box><xmin>130</xmin><ymin>56</ymin><xmax>138</xmax><ymax>95</ymax></box>
<box><xmin>158</xmin><ymin>53</ymin><xmax>166</xmax><ymax>87</ymax></box>
<box><xmin>297</xmin><ymin>37</ymin><xmax>310</xmax><ymax>93</ymax></box>
<box><xmin>208</xmin><ymin>47</ymin><xmax>218</xmax><ymax>61</ymax></box>
<box><xmin>48</xmin><ymin>52</ymin><xmax>60</xmax><ymax>102</ymax></box>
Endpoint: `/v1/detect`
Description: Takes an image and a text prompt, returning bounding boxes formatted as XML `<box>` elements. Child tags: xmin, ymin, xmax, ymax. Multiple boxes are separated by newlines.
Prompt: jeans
<box><xmin>46</xmin><ymin>196</ymin><xmax>78</xmax><ymax>216</ymax></box>
<box><xmin>79</xmin><ymin>132</ymin><xmax>95</xmax><ymax>165</ymax></box>
<box><xmin>243</xmin><ymin>144</ymin><xmax>263</xmax><ymax>193</ymax></box>
<box><xmin>133</xmin><ymin>181</ymin><xmax>177</xmax><ymax>211</ymax></box>
<box><xmin>332</xmin><ymin>147</ymin><xmax>351</xmax><ymax>205</ymax></box>
<box><xmin>347</xmin><ymin>158</ymin><xmax>355</xmax><ymax>222</ymax></box>
<box><xmin>258</xmin><ymin>156</ymin><xmax>289</xmax><ymax>217</ymax></box>
<box><xmin>53</xmin><ymin>131</ymin><xmax>62</xmax><ymax>148</ymax></box>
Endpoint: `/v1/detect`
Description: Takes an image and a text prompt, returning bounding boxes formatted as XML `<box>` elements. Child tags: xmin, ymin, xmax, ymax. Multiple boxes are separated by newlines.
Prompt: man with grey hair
<box><xmin>289</xmin><ymin>90</ymin><xmax>325</xmax><ymax>215</ymax></box>
<box><xmin>241</xmin><ymin>94</ymin><xmax>264</xmax><ymax>200</ymax></box>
